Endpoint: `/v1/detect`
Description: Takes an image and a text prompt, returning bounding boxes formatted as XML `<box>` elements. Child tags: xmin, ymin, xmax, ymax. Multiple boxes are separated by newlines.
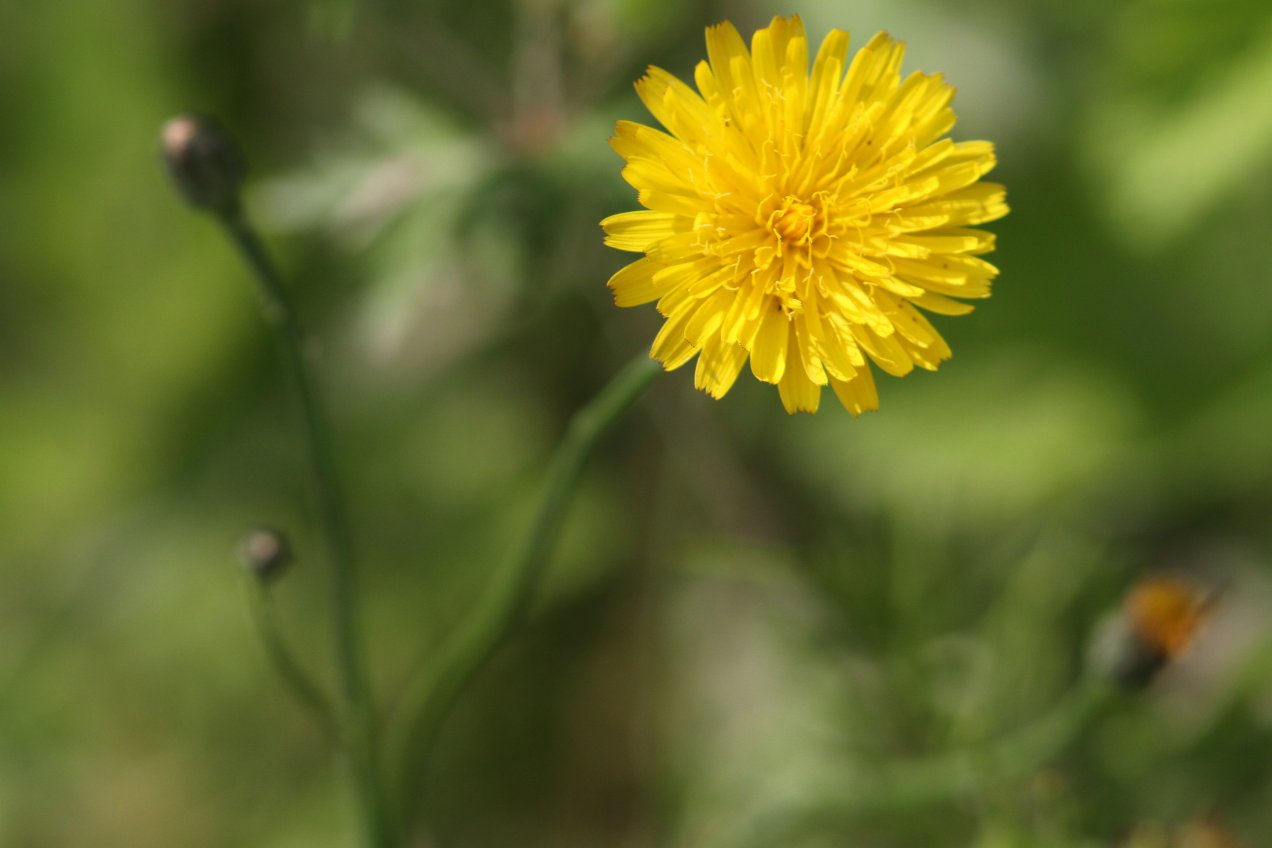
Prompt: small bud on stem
<box><xmin>167</xmin><ymin>122</ymin><xmax>394</xmax><ymax>842</ymax></box>
<box><xmin>239</xmin><ymin>527</ymin><xmax>292</xmax><ymax>581</ymax></box>
<box><xmin>161</xmin><ymin>114</ymin><xmax>246</xmax><ymax>215</ymax></box>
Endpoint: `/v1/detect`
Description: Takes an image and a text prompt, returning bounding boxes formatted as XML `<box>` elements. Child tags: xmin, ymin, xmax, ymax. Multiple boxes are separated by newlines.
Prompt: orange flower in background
<box><xmin>1100</xmin><ymin>573</ymin><xmax>1215</xmax><ymax>689</ymax></box>
<box><xmin>1126</xmin><ymin>574</ymin><xmax>1213</xmax><ymax>661</ymax></box>
<box><xmin>603</xmin><ymin>16</ymin><xmax>1007</xmax><ymax>413</ymax></box>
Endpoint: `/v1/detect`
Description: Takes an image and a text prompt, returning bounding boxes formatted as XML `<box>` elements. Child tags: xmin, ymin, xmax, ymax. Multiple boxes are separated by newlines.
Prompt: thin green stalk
<box><xmin>737</xmin><ymin>677</ymin><xmax>1120</xmax><ymax>847</ymax></box>
<box><xmin>218</xmin><ymin>209</ymin><xmax>394</xmax><ymax>848</ymax></box>
<box><xmin>247</xmin><ymin>580</ymin><xmax>337</xmax><ymax>735</ymax></box>
<box><xmin>395</xmin><ymin>353</ymin><xmax>661</xmax><ymax>830</ymax></box>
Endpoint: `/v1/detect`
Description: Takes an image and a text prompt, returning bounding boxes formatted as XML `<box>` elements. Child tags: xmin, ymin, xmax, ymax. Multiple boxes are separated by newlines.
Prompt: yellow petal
<box><xmin>634</xmin><ymin>67</ymin><xmax>730</xmax><ymax>156</ymax></box>
<box><xmin>683</xmin><ymin>289</ymin><xmax>732</xmax><ymax>345</ymax></box>
<box><xmin>778</xmin><ymin>332</ymin><xmax>822</xmax><ymax>413</ymax></box>
<box><xmin>914</xmin><ymin>141</ymin><xmax>998</xmax><ymax>197</ymax></box>
<box><xmin>622</xmin><ymin>156</ymin><xmax>699</xmax><ymax>195</ymax></box>
<box><xmin>650</xmin><ymin>301</ymin><xmax>703</xmax><ymax>369</ymax></box>
<box><xmin>896</xmin><ymin>228</ymin><xmax>996</xmax><ymax>256</ymax></box>
<box><xmin>906</xmin><ymin>182</ymin><xmax>1009</xmax><ymax>226</ymax></box>
<box><xmin>705</xmin><ymin>21</ymin><xmax>762</xmax><ymax>132</ymax></box>
<box><xmin>854</xmin><ymin>323</ymin><xmax>914</xmax><ymax>377</ymax></box>
<box><xmin>636</xmin><ymin>188</ymin><xmax>704</xmax><ymax>217</ymax></box>
<box><xmin>600</xmin><ymin>210</ymin><xmax>685</xmax><ymax>252</ymax></box>
<box><xmin>899</xmin><ymin>333</ymin><xmax>950</xmax><ymax>371</ymax></box>
<box><xmin>721</xmin><ymin>270</ymin><xmax>770</xmax><ymax>344</ymax></box>
<box><xmin>750</xmin><ymin>16</ymin><xmax>808</xmax><ymax>130</ymax></box>
<box><xmin>887</xmin><ymin>298</ymin><xmax>948</xmax><ymax>355</ymax></box>
<box><xmin>805</xmin><ymin>28</ymin><xmax>849</xmax><ymax>137</ymax></box>
<box><xmin>656</xmin><ymin>265</ymin><xmax>734</xmax><ymax>317</ymax></box>
<box><xmin>911</xmin><ymin>291</ymin><xmax>975</xmax><ymax>316</ymax></box>
<box><xmin>607</xmin><ymin>257</ymin><xmax>663</xmax><ymax>307</ymax></box>
<box><xmin>695</xmin><ymin>335</ymin><xmax>749</xmax><ymax>398</ymax></box>
<box><xmin>611</xmin><ymin>255</ymin><xmax>719</xmax><ymax>308</ymax></box>
<box><xmin>841</xmin><ymin>32</ymin><xmax>905</xmax><ymax>110</ymax></box>
<box><xmin>749</xmin><ymin>302</ymin><xmax>789</xmax><ymax>383</ymax></box>
<box><xmin>792</xmin><ymin>312</ymin><xmax>828</xmax><ymax>385</ymax></box>
<box><xmin>805</xmin><ymin>293</ymin><xmax>860</xmax><ymax>382</ymax></box>
<box><xmin>892</xmin><ymin>254</ymin><xmax>997</xmax><ymax>298</ymax></box>
<box><xmin>830</xmin><ymin>366</ymin><xmax>879</xmax><ymax>415</ymax></box>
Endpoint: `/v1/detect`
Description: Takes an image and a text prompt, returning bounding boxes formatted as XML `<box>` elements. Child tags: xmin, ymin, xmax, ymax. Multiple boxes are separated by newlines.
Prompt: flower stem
<box><xmin>247</xmin><ymin>579</ymin><xmax>337</xmax><ymax>735</ymax></box>
<box><xmin>218</xmin><ymin>209</ymin><xmax>394</xmax><ymax>848</ymax></box>
<box><xmin>395</xmin><ymin>353</ymin><xmax>661</xmax><ymax>830</ymax></box>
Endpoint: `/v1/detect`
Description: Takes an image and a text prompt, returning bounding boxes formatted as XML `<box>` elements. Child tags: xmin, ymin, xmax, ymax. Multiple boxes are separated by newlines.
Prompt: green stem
<box><xmin>395</xmin><ymin>353</ymin><xmax>661</xmax><ymax>830</ymax></box>
<box><xmin>218</xmin><ymin>209</ymin><xmax>394</xmax><ymax>848</ymax></box>
<box><xmin>248</xmin><ymin>580</ymin><xmax>337</xmax><ymax>735</ymax></box>
<box><xmin>737</xmin><ymin>677</ymin><xmax>1119</xmax><ymax>847</ymax></box>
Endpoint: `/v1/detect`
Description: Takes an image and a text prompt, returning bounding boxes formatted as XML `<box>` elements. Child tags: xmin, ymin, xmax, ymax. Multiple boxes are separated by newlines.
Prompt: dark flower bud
<box><xmin>161</xmin><ymin>114</ymin><xmax>246</xmax><ymax>214</ymax></box>
<box><xmin>238</xmin><ymin>527</ymin><xmax>292</xmax><ymax>581</ymax></box>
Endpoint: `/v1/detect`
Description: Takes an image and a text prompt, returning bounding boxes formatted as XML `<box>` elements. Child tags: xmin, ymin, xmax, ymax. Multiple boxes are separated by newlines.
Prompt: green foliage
<box><xmin>4</xmin><ymin>0</ymin><xmax>1272</xmax><ymax>845</ymax></box>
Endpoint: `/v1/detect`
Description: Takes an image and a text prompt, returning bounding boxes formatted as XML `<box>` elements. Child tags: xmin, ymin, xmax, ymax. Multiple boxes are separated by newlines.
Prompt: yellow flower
<box><xmin>602</xmin><ymin>16</ymin><xmax>1007</xmax><ymax>414</ymax></box>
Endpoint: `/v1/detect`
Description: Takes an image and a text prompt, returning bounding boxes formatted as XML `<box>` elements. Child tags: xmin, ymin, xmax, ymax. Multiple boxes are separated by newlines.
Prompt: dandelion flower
<box><xmin>602</xmin><ymin>16</ymin><xmax>1007</xmax><ymax>414</ymax></box>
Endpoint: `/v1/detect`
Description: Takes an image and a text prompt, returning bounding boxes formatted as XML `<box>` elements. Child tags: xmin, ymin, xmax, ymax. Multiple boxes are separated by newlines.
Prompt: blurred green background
<box><xmin>4</xmin><ymin>0</ymin><xmax>1272</xmax><ymax>845</ymax></box>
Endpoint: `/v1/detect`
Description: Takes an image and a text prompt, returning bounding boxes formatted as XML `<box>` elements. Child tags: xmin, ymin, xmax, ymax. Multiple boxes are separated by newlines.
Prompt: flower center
<box><xmin>773</xmin><ymin>199</ymin><xmax>818</xmax><ymax>244</ymax></box>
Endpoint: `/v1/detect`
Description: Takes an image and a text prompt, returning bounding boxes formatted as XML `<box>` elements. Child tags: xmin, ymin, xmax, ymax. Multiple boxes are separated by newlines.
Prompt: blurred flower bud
<box><xmin>1092</xmin><ymin>574</ymin><xmax>1214</xmax><ymax>690</ymax></box>
<box><xmin>238</xmin><ymin>527</ymin><xmax>292</xmax><ymax>581</ymax></box>
<box><xmin>161</xmin><ymin>114</ymin><xmax>246</xmax><ymax>214</ymax></box>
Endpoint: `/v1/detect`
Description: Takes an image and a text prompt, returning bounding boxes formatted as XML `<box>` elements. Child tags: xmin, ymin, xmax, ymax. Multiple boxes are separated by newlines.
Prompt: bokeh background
<box><xmin>5</xmin><ymin>0</ymin><xmax>1272</xmax><ymax>845</ymax></box>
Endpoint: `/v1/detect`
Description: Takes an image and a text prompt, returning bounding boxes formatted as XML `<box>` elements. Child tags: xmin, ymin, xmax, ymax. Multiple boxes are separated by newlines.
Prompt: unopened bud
<box><xmin>238</xmin><ymin>527</ymin><xmax>292</xmax><ymax>581</ymax></box>
<box><xmin>161</xmin><ymin>114</ymin><xmax>246</xmax><ymax>214</ymax></box>
<box><xmin>1092</xmin><ymin>573</ymin><xmax>1213</xmax><ymax>690</ymax></box>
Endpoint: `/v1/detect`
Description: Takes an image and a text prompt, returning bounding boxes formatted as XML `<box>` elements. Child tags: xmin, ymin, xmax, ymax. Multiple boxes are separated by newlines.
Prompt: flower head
<box><xmin>1125</xmin><ymin>574</ymin><xmax>1213</xmax><ymax>663</ymax></box>
<box><xmin>1094</xmin><ymin>573</ymin><xmax>1214</xmax><ymax>690</ymax></box>
<box><xmin>602</xmin><ymin>17</ymin><xmax>1007</xmax><ymax>413</ymax></box>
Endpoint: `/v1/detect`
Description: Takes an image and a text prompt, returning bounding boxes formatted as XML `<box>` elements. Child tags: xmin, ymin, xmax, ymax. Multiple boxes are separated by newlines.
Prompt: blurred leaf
<box><xmin>1086</xmin><ymin>18</ymin><xmax>1272</xmax><ymax>248</ymax></box>
<box><xmin>781</xmin><ymin>350</ymin><xmax>1141</xmax><ymax>529</ymax></box>
<box><xmin>257</xmin><ymin>87</ymin><xmax>515</xmax><ymax>379</ymax></box>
